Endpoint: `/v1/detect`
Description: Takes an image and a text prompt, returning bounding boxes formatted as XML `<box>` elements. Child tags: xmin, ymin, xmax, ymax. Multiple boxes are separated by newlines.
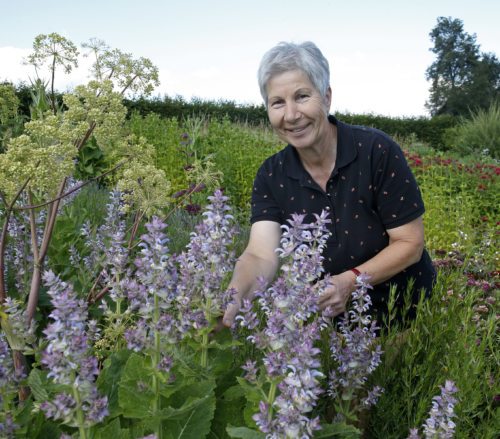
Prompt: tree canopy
<box><xmin>426</xmin><ymin>16</ymin><xmax>500</xmax><ymax>117</ymax></box>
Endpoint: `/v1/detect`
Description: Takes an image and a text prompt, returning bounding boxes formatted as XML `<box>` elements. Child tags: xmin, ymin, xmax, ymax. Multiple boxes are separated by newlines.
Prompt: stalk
<box><xmin>200</xmin><ymin>297</ymin><xmax>212</xmax><ymax>368</ymax></box>
<box><xmin>115</xmin><ymin>274</ymin><xmax>122</xmax><ymax>316</ymax></box>
<box><xmin>200</xmin><ymin>332</ymin><xmax>209</xmax><ymax>369</ymax></box>
<box><xmin>267</xmin><ymin>380</ymin><xmax>278</xmax><ymax>422</ymax></box>
<box><xmin>152</xmin><ymin>289</ymin><xmax>162</xmax><ymax>439</ymax></box>
<box><xmin>72</xmin><ymin>383</ymin><xmax>88</xmax><ymax>439</ymax></box>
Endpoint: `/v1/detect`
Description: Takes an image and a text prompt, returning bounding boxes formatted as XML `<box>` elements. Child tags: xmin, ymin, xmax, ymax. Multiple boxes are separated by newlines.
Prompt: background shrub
<box><xmin>127</xmin><ymin>113</ymin><xmax>282</xmax><ymax>212</ymax></box>
<box><xmin>443</xmin><ymin>101</ymin><xmax>500</xmax><ymax>158</ymax></box>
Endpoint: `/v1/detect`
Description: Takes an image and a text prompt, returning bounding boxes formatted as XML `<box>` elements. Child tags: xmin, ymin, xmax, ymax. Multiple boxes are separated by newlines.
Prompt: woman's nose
<box><xmin>284</xmin><ymin>102</ymin><xmax>300</xmax><ymax>122</ymax></box>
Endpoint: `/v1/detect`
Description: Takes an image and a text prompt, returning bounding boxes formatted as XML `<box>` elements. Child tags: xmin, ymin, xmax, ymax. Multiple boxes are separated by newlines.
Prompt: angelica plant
<box><xmin>39</xmin><ymin>271</ymin><xmax>108</xmax><ymax>438</ymax></box>
<box><xmin>236</xmin><ymin>211</ymin><xmax>331</xmax><ymax>438</ymax></box>
<box><xmin>0</xmin><ymin>32</ymin><xmax>165</xmax><ymax>326</ymax></box>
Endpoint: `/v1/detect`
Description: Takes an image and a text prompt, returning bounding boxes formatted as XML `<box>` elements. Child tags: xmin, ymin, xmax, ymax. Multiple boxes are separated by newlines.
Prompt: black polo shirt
<box><xmin>251</xmin><ymin>116</ymin><xmax>436</xmax><ymax>319</ymax></box>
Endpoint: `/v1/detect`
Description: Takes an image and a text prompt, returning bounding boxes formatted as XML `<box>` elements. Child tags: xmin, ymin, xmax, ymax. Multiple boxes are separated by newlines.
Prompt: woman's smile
<box><xmin>266</xmin><ymin>69</ymin><xmax>332</xmax><ymax>152</ymax></box>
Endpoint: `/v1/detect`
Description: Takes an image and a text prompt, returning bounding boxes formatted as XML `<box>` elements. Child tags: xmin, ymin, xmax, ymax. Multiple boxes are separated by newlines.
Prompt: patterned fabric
<box><xmin>251</xmin><ymin>116</ymin><xmax>436</xmax><ymax>321</ymax></box>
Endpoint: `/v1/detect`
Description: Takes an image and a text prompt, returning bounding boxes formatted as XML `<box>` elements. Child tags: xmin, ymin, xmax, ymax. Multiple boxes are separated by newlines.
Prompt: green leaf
<box><xmin>158</xmin><ymin>373</ymin><xmax>198</xmax><ymax>400</ymax></box>
<box><xmin>92</xmin><ymin>418</ymin><xmax>131</xmax><ymax>439</ymax></box>
<box><xmin>209</xmin><ymin>346</ymin><xmax>234</xmax><ymax>375</ymax></box>
<box><xmin>28</xmin><ymin>368</ymin><xmax>49</xmax><ymax>401</ymax></box>
<box><xmin>33</xmin><ymin>422</ymin><xmax>63</xmax><ymax>439</ymax></box>
<box><xmin>226</xmin><ymin>425</ymin><xmax>266</xmax><ymax>439</ymax></box>
<box><xmin>153</xmin><ymin>395</ymin><xmax>211</xmax><ymax>421</ymax></box>
<box><xmin>160</xmin><ymin>379</ymin><xmax>216</xmax><ymax>420</ymax></box>
<box><xmin>118</xmin><ymin>352</ymin><xmax>155</xmax><ymax>418</ymax></box>
<box><xmin>161</xmin><ymin>380</ymin><xmax>216</xmax><ymax>438</ymax></box>
<box><xmin>235</xmin><ymin>377</ymin><xmax>261</xmax><ymax>404</ymax></box>
<box><xmin>313</xmin><ymin>422</ymin><xmax>362</xmax><ymax>438</ymax></box>
<box><xmin>97</xmin><ymin>349</ymin><xmax>131</xmax><ymax>418</ymax></box>
<box><xmin>221</xmin><ymin>384</ymin><xmax>246</xmax><ymax>400</ymax></box>
<box><xmin>162</xmin><ymin>395</ymin><xmax>216</xmax><ymax>439</ymax></box>
<box><xmin>211</xmin><ymin>385</ymin><xmax>246</xmax><ymax>439</ymax></box>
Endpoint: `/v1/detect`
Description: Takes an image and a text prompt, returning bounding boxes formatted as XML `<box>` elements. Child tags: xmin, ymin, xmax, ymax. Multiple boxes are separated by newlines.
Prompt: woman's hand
<box><xmin>221</xmin><ymin>221</ymin><xmax>282</xmax><ymax>328</ymax></box>
<box><xmin>318</xmin><ymin>270</ymin><xmax>357</xmax><ymax>316</ymax></box>
<box><xmin>222</xmin><ymin>295</ymin><xmax>242</xmax><ymax>328</ymax></box>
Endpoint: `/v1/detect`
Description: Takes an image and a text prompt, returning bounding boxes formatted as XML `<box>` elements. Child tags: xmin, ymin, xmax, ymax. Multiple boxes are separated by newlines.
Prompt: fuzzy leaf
<box><xmin>118</xmin><ymin>352</ymin><xmax>155</xmax><ymax>418</ymax></box>
<box><xmin>313</xmin><ymin>422</ymin><xmax>362</xmax><ymax>438</ymax></box>
<box><xmin>28</xmin><ymin>368</ymin><xmax>49</xmax><ymax>402</ymax></box>
<box><xmin>226</xmin><ymin>425</ymin><xmax>266</xmax><ymax>439</ymax></box>
<box><xmin>210</xmin><ymin>384</ymin><xmax>246</xmax><ymax>438</ymax></box>
<box><xmin>92</xmin><ymin>418</ymin><xmax>131</xmax><ymax>439</ymax></box>
<box><xmin>97</xmin><ymin>349</ymin><xmax>131</xmax><ymax>418</ymax></box>
<box><xmin>235</xmin><ymin>377</ymin><xmax>261</xmax><ymax>404</ymax></box>
<box><xmin>235</xmin><ymin>376</ymin><xmax>262</xmax><ymax>427</ymax></box>
<box><xmin>161</xmin><ymin>379</ymin><xmax>216</xmax><ymax>438</ymax></box>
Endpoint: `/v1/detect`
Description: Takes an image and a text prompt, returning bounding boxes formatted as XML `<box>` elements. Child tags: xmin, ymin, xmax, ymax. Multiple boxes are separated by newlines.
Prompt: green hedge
<box><xmin>336</xmin><ymin>113</ymin><xmax>458</xmax><ymax>150</ymax></box>
<box><xmin>123</xmin><ymin>95</ymin><xmax>458</xmax><ymax>150</ymax></box>
<box><xmin>11</xmin><ymin>83</ymin><xmax>458</xmax><ymax>150</ymax></box>
<box><xmin>124</xmin><ymin>95</ymin><xmax>268</xmax><ymax>126</ymax></box>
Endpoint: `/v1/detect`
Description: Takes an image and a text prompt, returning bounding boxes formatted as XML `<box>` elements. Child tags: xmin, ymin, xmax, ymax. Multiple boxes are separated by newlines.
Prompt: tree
<box><xmin>426</xmin><ymin>16</ymin><xmax>500</xmax><ymax>117</ymax></box>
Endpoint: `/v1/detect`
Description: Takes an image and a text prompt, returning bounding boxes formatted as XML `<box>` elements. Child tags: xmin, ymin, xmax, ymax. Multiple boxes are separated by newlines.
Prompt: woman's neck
<box><xmin>299</xmin><ymin>123</ymin><xmax>337</xmax><ymax>176</ymax></box>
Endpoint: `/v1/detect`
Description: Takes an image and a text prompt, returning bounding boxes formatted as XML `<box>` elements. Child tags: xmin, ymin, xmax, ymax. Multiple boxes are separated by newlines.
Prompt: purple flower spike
<box><xmin>239</xmin><ymin>211</ymin><xmax>331</xmax><ymax>438</ymax></box>
<box><xmin>0</xmin><ymin>332</ymin><xmax>20</xmax><ymax>436</ymax></box>
<box><xmin>422</xmin><ymin>380</ymin><xmax>458</xmax><ymax>438</ymax></box>
<box><xmin>175</xmin><ymin>189</ymin><xmax>237</xmax><ymax>334</ymax></box>
<box><xmin>326</xmin><ymin>272</ymin><xmax>383</xmax><ymax>417</ymax></box>
<box><xmin>40</xmin><ymin>271</ymin><xmax>108</xmax><ymax>426</ymax></box>
<box><xmin>124</xmin><ymin>216</ymin><xmax>180</xmax><ymax>351</ymax></box>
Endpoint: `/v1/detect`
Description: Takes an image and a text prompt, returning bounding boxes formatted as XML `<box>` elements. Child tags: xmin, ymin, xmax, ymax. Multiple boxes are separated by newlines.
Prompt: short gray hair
<box><xmin>257</xmin><ymin>41</ymin><xmax>330</xmax><ymax>106</ymax></box>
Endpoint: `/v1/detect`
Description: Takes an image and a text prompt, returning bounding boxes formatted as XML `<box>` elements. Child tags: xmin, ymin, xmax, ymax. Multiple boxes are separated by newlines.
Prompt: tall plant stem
<box><xmin>128</xmin><ymin>210</ymin><xmax>145</xmax><ymax>250</ymax></box>
<box><xmin>26</xmin><ymin>178</ymin><xmax>66</xmax><ymax>323</ymax></box>
<box><xmin>267</xmin><ymin>380</ymin><xmax>278</xmax><ymax>422</ymax></box>
<box><xmin>200</xmin><ymin>297</ymin><xmax>212</xmax><ymax>369</ymax></box>
<box><xmin>152</xmin><ymin>290</ymin><xmax>163</xmax><ymax>439</ymax></box>
<box><xmin>201</xmin><ymin>332</ymin><xmax>209</xmax><ymax>369</ymax></box>
<box><xmin>72</xmin><ymin>383</ymin><xmax>89</xmax><ymax>439</ymax></box>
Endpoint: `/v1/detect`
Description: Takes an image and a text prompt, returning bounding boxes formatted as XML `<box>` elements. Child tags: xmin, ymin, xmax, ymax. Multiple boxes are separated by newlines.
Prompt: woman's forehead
<box><xmin>267</xmin><ymin>70</ymin><xmax>315</xmax><ymax>94</ymax></box>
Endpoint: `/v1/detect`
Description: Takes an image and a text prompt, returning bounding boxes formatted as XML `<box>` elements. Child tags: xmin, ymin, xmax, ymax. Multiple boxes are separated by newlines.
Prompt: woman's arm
<box><xmin>222</xmin><ymin>220</ymin><xmax>282</xmax><ymax>327</ymax></box>
<box><xmin>318</xmin><ymin>216</ymin><xmax>425</xmax><ymax>315</ymax></box>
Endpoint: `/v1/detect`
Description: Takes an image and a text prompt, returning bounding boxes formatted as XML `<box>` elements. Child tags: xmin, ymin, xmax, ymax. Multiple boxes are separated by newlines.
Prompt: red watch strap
<box><xmin>350</xmin><ymin>268</ymin><xmax>361</xmax><ymax>277</ymax></box>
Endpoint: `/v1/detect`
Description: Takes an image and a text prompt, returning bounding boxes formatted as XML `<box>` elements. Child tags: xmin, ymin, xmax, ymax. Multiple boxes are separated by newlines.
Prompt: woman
<box><xmin>222</xmin><ymin>41</ymin><xmax>436</xmax><ymax>328</ymax></box>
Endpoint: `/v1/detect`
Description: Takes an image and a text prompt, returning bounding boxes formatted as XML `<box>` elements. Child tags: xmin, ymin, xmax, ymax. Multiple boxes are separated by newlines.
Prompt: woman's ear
<box><xmin>324</xmin><ymin>86</ymin><xmax>332</xmax><ymax>112</ymax></box>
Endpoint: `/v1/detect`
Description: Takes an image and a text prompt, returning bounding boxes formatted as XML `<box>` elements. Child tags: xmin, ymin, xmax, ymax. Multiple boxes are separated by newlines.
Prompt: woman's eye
<box><xmin>297</xmin><ymin>94</ymin><xmax>309</xmax><ymax>101</ymax></box>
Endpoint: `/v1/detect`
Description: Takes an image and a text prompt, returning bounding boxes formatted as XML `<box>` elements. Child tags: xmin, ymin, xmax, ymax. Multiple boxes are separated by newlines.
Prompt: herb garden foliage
<box><xmin>1</xmin><ymin>33</ymin><xmax>499</xmax><ymax>439</ymax></box>
<box><xmin>123</xmin><ymin>96</ymin><xmax>458</xmax><ymax>151</ymax></box>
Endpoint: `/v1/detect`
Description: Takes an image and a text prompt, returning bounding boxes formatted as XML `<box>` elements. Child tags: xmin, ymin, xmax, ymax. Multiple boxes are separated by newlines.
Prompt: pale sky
<box><xmin>1</xmin><ymin>0</ymin><xmax>499</xmax><ymax>117</ymax></box>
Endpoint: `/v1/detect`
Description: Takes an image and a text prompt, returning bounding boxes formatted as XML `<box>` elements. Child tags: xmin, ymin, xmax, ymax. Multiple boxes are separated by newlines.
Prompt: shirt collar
<box><xmin>284</xmin><ymin>115</ymin><xmax>357</xmax><ymax>183</ymax></box>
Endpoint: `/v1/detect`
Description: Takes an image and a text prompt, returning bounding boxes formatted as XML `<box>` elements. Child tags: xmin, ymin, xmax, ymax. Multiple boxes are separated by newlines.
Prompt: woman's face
<box><xmin>266</xmin><ymin>69</ymin><xmax>332</xmax><ymax>151</ymax></box>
